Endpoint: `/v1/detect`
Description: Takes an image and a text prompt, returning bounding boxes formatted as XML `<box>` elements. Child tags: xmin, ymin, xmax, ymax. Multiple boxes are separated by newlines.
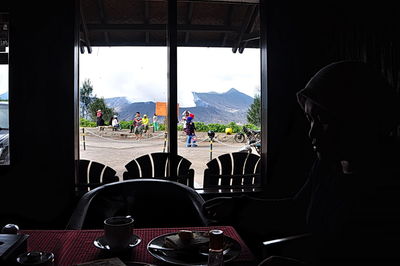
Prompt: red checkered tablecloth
<box><xmin>21</xmin><ymin>226</ymin><xmax>255</xmax><ymax>265</ymax></box>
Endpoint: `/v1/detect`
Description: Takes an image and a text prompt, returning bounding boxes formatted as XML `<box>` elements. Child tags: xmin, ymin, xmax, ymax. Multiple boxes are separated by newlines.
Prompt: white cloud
<box><xmin>0</xmin><ymin>65</ymin><xmax>8</xmax><ymax>94</ymax></box>
<box><xmin>80</xmin><ymin>46</ymin><xmax>260</xmax><ymax>107</ymax></box>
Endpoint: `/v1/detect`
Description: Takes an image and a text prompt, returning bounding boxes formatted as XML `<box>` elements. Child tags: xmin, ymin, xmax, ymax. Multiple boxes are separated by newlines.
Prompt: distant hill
<box><xmin>114</xmin><ymin>101</ymin><xmax>156</xmax><ymax>121</ymax></box>
<box><xmin>104</xmin><ymin>88</ymin><xmax>254</xmax><ymax>124</ymax></box>
<box><xmin>188</xmin><ymin>88</ymin><xmax>253</xmax><ymax>123</ymax></box>
<box><xmin>193</xmin><ymin>88</ymin><xmax>253</xmax><ymax>112</ymax></box>
<box><xmin>0</xmin><ymin>92</ymin><xmax>8</xmax><ymax>101</ymax></box>
<box><xmin>105</xmin><ymin>97</ymin><xmax>131</xmax><ymax>114</ymax></box>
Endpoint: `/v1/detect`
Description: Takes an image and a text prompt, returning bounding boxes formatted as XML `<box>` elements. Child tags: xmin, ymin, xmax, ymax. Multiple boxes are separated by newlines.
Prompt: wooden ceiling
<box><xmin>80</xmin><ymin>0</ymin><xmax>260</xmax><ymax>53</ymax></box>
<box><xmin>0</xmin><ymin>13</ymin><xmax>8</xmax><ymax>51</ymax></box>
<box><xmin>0</xmin><ymin>13</ymin><xmax>8</xmax><ymax>64</ymax></box>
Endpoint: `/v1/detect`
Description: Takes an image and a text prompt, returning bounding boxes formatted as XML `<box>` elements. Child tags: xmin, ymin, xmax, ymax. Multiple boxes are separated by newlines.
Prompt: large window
<box><xmin>79</xmin><ymin>46</ymin><xmax>167</xmax><ymax>179</ymax></box>
<box><xmin>78</xmin><ymin>0</ymin><xmax>168</xmax><ymax>182</ymax></box>
<box><xmin>77</xmin><ymin>0</ymin><xmax>261</xmax><ymax>190</ymax></box>
<box><xmin>177</xmin><ymin>47</ymin><xmax>260</xmax><ymax>188</ymax></box>
<box><xmin>176</xmin><ymin>1</ymin><xmax>261</xmax><ymax>189</ymax></box>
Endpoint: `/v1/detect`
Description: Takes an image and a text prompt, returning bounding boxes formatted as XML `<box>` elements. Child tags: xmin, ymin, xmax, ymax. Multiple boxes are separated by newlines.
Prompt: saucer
<box><xmin>147</xmin><ymin>231</ymin><xmax>241</xmax><ymax>266</ymax></box>
<box><xmin>93</xmin><ymin>234</ymin><xmax>141</xmax><ymax>251</ymax></box>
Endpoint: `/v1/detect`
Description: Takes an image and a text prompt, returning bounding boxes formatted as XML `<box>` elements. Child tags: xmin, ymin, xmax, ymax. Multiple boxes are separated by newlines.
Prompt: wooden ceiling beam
<box><xmin>222</xmin><ymin>5</ymin><xmax>234</xmax><ymax>47</ymax></box>
<box><xmin>184</xmin><ymin>2</ymin><xmax>194</xmax><ymax>44</ymax></box>
<box><xmin>232</xmin><ymin>4</ymin><xmax>256</xmax><ymax>53</ymax></box>
<box><xmin>87</xmin><ymin>24</ymin><xmax>240</xmax><ymax>33</ymax></box>
<box><xmin>80</xmin><ymin>1</ymin><xmax>92</xmax><ymax>53</ymax></box>
<box><xmin>0</xmin><ymin>53</ymin><xmax>8</xmax><ymax>64</ymax></box>
<box><xmin>145</xmin><ymin>0</ymin><xmax>150</xmax><ymax>44</ymax></box>
<box><xmin>238</xmin><ymin>5</ymin><xmax>258</xmax><ymax>53</ymax></box>
<box><xmin>241</xmin><ymin>32</ymin><xmax>259</xmax><ymax>42</ymax></box>
<box><xmin>87</xmin><ymin>40</ymin><xmax>255</xmax><ymax>47</ymax></box>
<box><xmin>96</xmin><ymin>0</ymin><xmax>110</xmax><ymax>45</ymax></box>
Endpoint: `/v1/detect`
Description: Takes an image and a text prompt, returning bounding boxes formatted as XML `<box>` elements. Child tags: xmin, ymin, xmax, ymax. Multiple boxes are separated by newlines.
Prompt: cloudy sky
<box><xmin>79</xmin><ymin>46</ymin><xmax>260</xmax><ymax>107</ymax></box>
<box><xmin>0</xmin><ymin>65</ymin><xmax>7</xmax><ymax>95</ymax></box>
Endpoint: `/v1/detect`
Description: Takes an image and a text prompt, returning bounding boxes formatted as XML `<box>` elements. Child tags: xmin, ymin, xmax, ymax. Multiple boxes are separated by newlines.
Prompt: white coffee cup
<box><xmin>104</xmin><ymin>216</ymin><xmax>134</xmax><ymax>250</ymax></box>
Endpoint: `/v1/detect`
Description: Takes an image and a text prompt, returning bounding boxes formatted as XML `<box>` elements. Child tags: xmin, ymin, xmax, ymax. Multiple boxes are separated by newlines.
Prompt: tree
<box><xmin>88</xmin><ymin>97</ymin><xmax>114</xmax><ymax>124</ymax></box>
<box><xmin>247</xmin><ymin>94</ymin><xmax>261</xmax><ymax>126</ymax></box>
<box><xmin>80</xmin><ymin>79</ymin><xmax>94</xmax><ymax>118</ymax></box>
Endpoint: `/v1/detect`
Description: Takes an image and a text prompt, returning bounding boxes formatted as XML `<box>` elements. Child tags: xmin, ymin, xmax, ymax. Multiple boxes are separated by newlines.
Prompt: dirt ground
<box><xmin>79</xmin><ymin>127</ymin><xmax>248</xmax><ymax>188</ymax></box>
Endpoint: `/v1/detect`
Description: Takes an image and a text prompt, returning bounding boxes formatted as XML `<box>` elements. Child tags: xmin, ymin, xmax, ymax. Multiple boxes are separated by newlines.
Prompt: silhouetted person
<box><xmin>295</xmin><ymin>60</ymin><xmax>400</xmax><ymax>265</ymax></box>
<box><xmin>204</xmin><ymin>61</ymin><xmax>400</xmax><ymax>265</ymax></box>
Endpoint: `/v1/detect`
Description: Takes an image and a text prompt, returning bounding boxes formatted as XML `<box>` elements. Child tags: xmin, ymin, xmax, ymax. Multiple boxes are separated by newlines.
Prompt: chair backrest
<box><xmin>203</xmin><ymin>152</ymin><xmax>261</xmax><ymax>192</ymax></box>
<box><xmin>66</xmin><ymin>179</ymin><xmax>209</xmax><ymax>229</ymax></box>
<box><xmin>76</xmin><ymin>159</ymin><xmax>119</xmax><ymax>193</ymax></box>
<box><xmin>122</xmin><ymin>152</ymin><xmax>194</xmax><ymax>188</ymax></box>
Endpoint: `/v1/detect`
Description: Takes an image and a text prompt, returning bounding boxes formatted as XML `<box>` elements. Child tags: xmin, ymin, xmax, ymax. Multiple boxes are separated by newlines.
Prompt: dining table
<box><xmin>20</xmin><ymin>225</ymin><xmax>257</xmax><ymax>266</ymax></box>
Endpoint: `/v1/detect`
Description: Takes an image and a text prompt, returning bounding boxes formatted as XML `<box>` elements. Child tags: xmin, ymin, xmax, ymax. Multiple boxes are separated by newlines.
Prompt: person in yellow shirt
<box><xmin>142</xmin><ymin>114</ymin><xmax>149</xmax><ymax>135</ymax></box>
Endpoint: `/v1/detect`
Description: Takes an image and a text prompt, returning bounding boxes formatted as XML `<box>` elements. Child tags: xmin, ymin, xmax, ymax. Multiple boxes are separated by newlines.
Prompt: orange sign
<box><xmin>155</xmin><ymin>102</ymin><xmax>179</xmax><ymax>116</ymax></box>
<box><xmin>155</xmin><ymin>102</ymin><xmax>167</xmax><ymax>116</ymax></box>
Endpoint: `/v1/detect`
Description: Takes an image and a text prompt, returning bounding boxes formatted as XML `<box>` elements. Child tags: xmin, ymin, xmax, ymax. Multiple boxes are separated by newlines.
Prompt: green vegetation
<box><xmin>80</xmin><ymin>78</ymin><xmax>115</xmax><ymax>123</ymax></box>
<box><xmin>88</xmin><ymin>97</ymin><xmax>114</xmax><ymax>123</ymax></box>
<box><xmin>80</xmin><ymin>118</ymin><xmax>259</xmax><ymax>133</ymax></box>
<box><xmin>119</xmin><ymin>121</ymin><xmax>131</xmax><ymax>129</ymax></box>
<box><xmin>80</xmin><ymin>118</ymin><xmax>96</xmax><ymax>127</ymax></box>
<box><xmin>247</xmin><ymin>93</ymin><xmax>261</xmax><ymax>126</ymax></box>
<box><xmin>80</xmin><ymin>79</ymin><xmax>94</xmax><ymax>118</ymax></box>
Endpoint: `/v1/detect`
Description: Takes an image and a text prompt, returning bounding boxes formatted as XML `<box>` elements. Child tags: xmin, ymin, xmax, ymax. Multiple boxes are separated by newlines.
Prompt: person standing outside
<box><xmin>153</xmin><ymin>113</ymin><xmax>159</xmax><ymax>132</ymax></box>
<box><xmin>185</xmin><ymin>116</ymin><xmax>197</xmax><ymax>147</ymax></box>
<box><xmin>96</xmin><ymin>109</ymin><xmax>103</xmax><ymax>127</ymax></box>
<box><xmin>142</xmin><ymin>114</ymin><xmax>149</xmax><ymax>135</ymax></box>
<box><xmin>131</xmin><ymin>112</ymin><xmax>143</xmax><ymax>140</ymax></box>
<box><xmin>181</xmin><ymin>110</ymin><xmax>190</xmax><ymax>133</ymax></box>
<box><xmin>130</xmin><ymin>112</ymin><xmax>138</xmax><ymax>133</ymax></box>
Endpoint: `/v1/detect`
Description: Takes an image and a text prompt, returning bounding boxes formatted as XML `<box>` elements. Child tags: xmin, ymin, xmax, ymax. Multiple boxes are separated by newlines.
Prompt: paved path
<box><xmin>80</xmin><ymin>128</ymin><xmax>246</xmax><ymax>188</ymax></box>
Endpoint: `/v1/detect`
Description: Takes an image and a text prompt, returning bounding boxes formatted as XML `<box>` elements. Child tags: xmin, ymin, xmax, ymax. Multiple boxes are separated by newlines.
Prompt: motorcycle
<box><xmin>234</xmin><ymin>126</ymin><xmax>260</xmax><ymax>143</ymax></box>
<box><xmin>239</xmin><ymin>139</ymin><xmax>261</xmax><ymax>155</ymax></box>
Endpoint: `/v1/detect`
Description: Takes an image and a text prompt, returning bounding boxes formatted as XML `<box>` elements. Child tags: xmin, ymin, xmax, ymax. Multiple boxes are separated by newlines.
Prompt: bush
<box><xmin>244</xmin><ymin>123</ymin><xmax>260</xmax><ymax>131</ymax></box>
<box><xmin>119</xmin><ymin>121</ymin><xmax>131</xmax><ymax>130</ymax></box>
<box><xmin>227</xmin><ymin>122</ymin><xmax>241</xmax><ymax>133</ymax></box>
<box><xmin>207</xmin><ymin>123</ymin><xmax>226</xmax><ymax>133</ymax></box>
<box><xmin>80</xmin><ymin>118</ymin><xmax>96</xmax><ymax>127</ymax></box>
<box><xmin>194</xmin><ymin>122</ymin><xmax>208</xmax><ymax>132</ymax></box>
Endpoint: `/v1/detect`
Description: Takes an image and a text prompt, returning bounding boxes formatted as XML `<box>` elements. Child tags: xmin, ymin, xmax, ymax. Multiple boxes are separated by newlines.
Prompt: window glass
<box><xmin>177</xmin><ymin>1</ymin><xmax>261</xmax><ymax>189</ymax></box>
<box><xmin>0</xmin><ymin>12</ymin><xmax>9</xmax><ymax>165</ymax></box>
<box><xmin>78</xmin><ymin>1</ymin><xmax>167</xmax><ymax>183</ymax></box>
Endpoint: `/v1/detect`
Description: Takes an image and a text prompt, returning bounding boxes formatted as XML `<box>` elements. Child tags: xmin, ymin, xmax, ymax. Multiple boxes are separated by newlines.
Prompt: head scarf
<box><xmin>297</xmin><ymin>61</ymin><xmax>399</xmax><ymax>136</ymax></box>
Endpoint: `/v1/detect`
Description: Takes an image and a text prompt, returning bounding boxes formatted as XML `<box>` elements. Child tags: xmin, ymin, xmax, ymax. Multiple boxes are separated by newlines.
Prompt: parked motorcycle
<box><xmin>239</xmin><ymin>139</ymin><xmax>261</xmax><ymax>155</ymax></box>
<box><xmin>234</xmin><ymin>126</ymin><xmax>260</xmax><ymax>143</ymax></box>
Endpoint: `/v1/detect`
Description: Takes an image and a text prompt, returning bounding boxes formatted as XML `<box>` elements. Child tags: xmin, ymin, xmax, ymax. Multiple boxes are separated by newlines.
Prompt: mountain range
<box><xmin>105</xmin><ymin>88</ymin><xmax>254</xmax><ymax>124</ymax></box>
<box><xmin>0</xmin><ymin>92</ymin><xmax>8</xmax><ymax>101</ymax></box>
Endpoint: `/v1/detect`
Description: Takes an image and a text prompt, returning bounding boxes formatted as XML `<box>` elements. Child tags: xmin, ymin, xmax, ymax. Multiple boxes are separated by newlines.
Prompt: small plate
<box><xmin>125</xmin><ymin>263</ymin><xmax>157</xmax><ymax>266</ymax></box>
<box><xmin>147</xmin><ymin>231</ymin><xmax>241</xmax><ymax>266</ymax></box>
<box><xmin>93</xmin><ymin>234</ymin><xmax>141</xmax><ymax>251</ymax></box>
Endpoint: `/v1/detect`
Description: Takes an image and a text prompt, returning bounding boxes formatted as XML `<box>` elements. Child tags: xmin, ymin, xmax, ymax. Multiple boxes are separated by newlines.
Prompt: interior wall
<box><xmin>262</xmin><ymin>1</ymin><xmax>327</xmax><ymax>197</ymax></box>
<box><xmin>0</xmin><ymin>1</ymin><xmax>78</xmax><ymax>229</ymax></box>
